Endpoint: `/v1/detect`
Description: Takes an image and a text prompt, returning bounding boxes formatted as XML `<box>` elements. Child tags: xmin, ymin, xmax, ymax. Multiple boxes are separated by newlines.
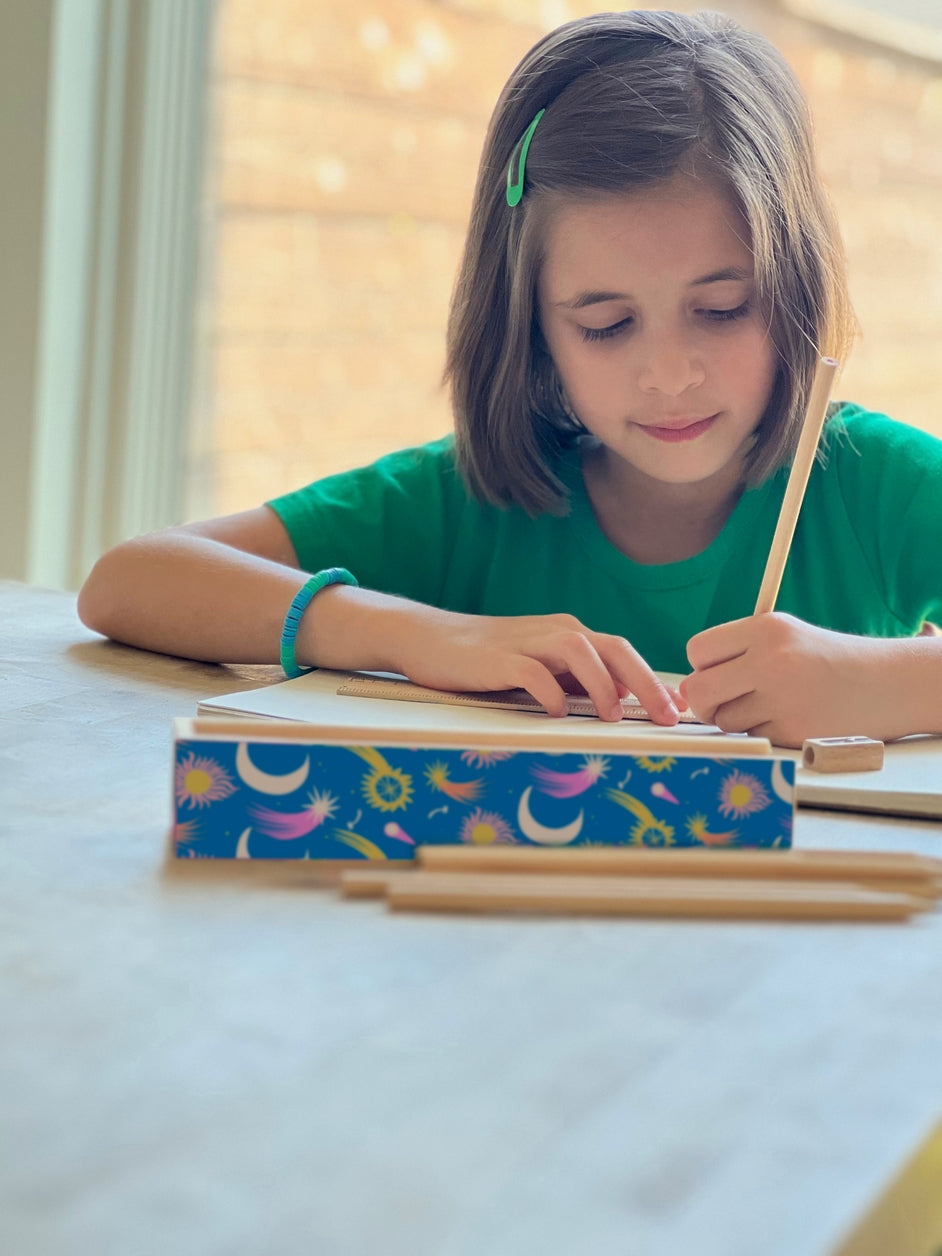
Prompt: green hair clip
<box><xmin>506</xmin><ymin>109</ymin><xmax>545</xmax><ymax>208</ymax></box>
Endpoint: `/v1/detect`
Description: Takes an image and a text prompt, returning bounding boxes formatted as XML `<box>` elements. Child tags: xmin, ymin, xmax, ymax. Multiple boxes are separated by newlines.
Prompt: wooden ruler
<box><xmin>336</xmin><ymin>673</ymin><xmax>703</xmax><ymax>723</ymax></box>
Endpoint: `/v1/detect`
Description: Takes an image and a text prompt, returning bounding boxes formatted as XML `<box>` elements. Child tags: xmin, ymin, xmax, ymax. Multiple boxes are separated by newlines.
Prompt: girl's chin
<box><xmin>616</xmin><ymin>448</ymin><xmax>747</xmax><ymax>491</ymax></box>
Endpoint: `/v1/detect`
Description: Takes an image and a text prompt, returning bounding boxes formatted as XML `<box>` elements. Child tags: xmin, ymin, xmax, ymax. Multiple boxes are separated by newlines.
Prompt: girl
<box><xmin>78</xmin><ymin>9</ymin><xmax>942</xmax><ymax>748</ymax></box>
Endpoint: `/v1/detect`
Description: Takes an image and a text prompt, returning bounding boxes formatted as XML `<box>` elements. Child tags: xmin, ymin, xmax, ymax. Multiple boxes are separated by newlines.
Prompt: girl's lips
<box><xmin>640</xmin><ymin>414</ymin><xmax>719</xmax><ymax>442</ymax></box>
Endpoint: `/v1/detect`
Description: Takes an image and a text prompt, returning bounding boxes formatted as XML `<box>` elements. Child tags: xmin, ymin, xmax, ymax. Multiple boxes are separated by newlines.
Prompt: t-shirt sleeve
<box><xmin>831</xmin><ymin>408</ymin><xmax>942</xmax><ymax>628</ymax></box>
<box><xmin>265</xmin><ymin>438</ymin><xmax>463</xmax><ymax>607</ymax></box>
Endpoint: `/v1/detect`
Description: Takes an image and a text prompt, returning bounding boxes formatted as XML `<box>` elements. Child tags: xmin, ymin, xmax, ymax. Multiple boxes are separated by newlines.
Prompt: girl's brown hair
<box><xmin>445</xmin><ymin>9</ymin><xmax>855</xmax><ymax>514</ymax></box>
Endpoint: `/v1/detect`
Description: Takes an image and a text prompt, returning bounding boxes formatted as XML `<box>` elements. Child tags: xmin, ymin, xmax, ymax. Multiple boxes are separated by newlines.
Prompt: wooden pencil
<box><xmin>414</xmin><ymin>845</ymin><xmax>942</xmax><ymax>897</ymax></box>
<box><xmin>416</xmin><ymin>843</ymin><xmax>942</xmax><ymax>876</ymax></box>
<box><xmin>340</xmin><ymin>868</ymin><xmax>416</xmax><ymax>899</ymax></box>
<box><xmin>340</xmin><ymin>847</ymin><xmax>942</xmax><ymax>905</ymax></box>
<box><xmin>754</xmin><ymin>355</ymin><xmax>839</xmax><ymax>615</ymax></box>
<box><xmin>384</xmin><ymin>871</ymin><xmax>928</xmax><ymax>922</ymax></box>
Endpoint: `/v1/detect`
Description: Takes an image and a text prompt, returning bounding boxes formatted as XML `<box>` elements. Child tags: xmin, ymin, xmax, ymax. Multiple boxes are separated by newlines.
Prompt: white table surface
<box><xmin>2</xmin><ymin>581</ymin><xmax>941</xmax><ymax>1256</ymax></box>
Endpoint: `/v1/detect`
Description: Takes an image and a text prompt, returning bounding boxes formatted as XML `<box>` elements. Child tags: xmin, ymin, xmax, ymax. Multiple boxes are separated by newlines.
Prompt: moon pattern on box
<box><xmin>173</xmin><ymin>740</ymin><xmax>794</xmax><ymax>860</ymax></box>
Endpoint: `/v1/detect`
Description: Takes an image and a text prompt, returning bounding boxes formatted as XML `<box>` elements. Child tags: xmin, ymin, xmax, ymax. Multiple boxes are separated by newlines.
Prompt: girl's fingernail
<box><xmin>609</xmin><ymin>703</ymin><xmax>623</xmax><ymax>721</ymax></box>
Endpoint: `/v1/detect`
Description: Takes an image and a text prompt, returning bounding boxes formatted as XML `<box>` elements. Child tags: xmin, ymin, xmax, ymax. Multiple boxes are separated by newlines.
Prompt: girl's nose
<box><xmin>637</xmin><ymin>334</ymin><xmax>706</xmax><ymax>396</ymax></box>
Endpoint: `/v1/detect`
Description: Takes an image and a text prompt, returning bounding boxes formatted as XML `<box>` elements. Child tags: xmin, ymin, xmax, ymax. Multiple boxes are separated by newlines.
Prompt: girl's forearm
<box><xmin>77</xmin><ymin>532</ymin><xmax>683</xmax><ymax>721</ymax></box>
<box><xmin>850</xmin><ymin>633</ymin><xmax>942</xmax><ymax>741</ymax></box>
<box><xmin>889</xmin><ymin>634</ymin><xmax>942</xmax><ymax>737</ymax></box>
<box><xmin>77</xmin><ymin>532</ymin><xmax>408</xmax><ymax>669</ymax></box>
<box><xmin>294</xmin><ymin>584</ymin><xmax>453</xmax><ymax>675</ymax></box>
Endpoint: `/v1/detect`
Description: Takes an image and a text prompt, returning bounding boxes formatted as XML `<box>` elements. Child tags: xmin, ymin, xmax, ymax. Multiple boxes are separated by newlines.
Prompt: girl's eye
<box><xmin>702</xmin><ymin>302</ymin><xmax>750</xmax><ymax>323</ymax></box>
<box><xmin>580</xmin><ymin>317</ymin><xmax>633</xmax><ymax>342</ymax></box>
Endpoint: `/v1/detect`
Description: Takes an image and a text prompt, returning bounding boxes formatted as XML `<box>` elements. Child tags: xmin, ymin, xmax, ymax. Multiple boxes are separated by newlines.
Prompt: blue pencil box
<box><xmin>172</xmin><ymin>715</ymin><xmax>795</xmax><ymax>862</ymax></box>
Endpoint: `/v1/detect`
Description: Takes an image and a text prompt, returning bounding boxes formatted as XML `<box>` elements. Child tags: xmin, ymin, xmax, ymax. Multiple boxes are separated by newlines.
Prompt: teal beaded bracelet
<box><xmin>280</xmin><ymin>567</ymin><xmax>358</xmax><ymax>679</ymax></box>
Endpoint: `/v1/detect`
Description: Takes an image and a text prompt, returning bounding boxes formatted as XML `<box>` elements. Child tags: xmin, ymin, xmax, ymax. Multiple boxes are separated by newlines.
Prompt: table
<box><xmin>2</xmin><ymin>580</ymin><xmax>941</xmax><ymax>1256</ymax></box>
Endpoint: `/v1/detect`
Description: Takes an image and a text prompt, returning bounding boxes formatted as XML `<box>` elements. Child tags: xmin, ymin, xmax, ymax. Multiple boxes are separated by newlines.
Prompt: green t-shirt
<box><xmin>267</xmin><ymin>405</ymin><xmax>942</xmax><ymax>674</ymax></box>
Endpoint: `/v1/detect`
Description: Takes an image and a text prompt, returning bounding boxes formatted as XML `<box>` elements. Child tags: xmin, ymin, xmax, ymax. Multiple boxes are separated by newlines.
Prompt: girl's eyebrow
<box><xmin>556</xmin><ymin>290</ymin><xmax>626</xmax><ymax>310</ymax></box>
<box><xmin>557</xmin><ymin>267</ymin><xmax>754</xmax><ymax>310</ymax></box>
<box><xmin>690</xmin><ymin>266</ymin><xmax>752</xmax><ymax>286</ymax></box>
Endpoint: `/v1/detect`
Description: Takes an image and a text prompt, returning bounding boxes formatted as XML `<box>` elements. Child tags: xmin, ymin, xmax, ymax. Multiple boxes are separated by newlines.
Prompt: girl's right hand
<box><xmin>385</xmin><ymin>605</ymin><xmax>682</xmax><ymax>725</ymax></box>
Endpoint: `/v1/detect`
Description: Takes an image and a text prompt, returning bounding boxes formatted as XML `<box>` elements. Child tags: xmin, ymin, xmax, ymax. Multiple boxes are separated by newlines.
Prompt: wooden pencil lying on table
<box><xmin>339</xmin><ymin>846</ymin><xmax>942</xmax><ymax>923</ymax></box>
<box><xmin>416</xmin><ymin>845</ymin><xmax>942</xmax><ymax>896</ymax></box>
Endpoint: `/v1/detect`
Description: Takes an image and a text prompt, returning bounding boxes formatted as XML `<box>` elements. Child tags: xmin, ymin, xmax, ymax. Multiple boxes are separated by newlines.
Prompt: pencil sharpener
<box><xmin>801</xmin><ymin>736</ymin><xmax>884</xmax><ymax>774</ymax></box>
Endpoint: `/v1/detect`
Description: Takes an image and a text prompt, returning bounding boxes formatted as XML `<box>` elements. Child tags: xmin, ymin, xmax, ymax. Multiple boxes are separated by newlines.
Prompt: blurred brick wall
<box><xmin>185</xmin><ymin>0</ymin><xmax>942</xmax><ymax>519</ymax></box>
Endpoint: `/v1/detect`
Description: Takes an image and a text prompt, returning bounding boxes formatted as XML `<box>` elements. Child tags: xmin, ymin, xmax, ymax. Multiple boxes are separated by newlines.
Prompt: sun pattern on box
<box><xmin>172</xmin><ymin>739</ymin><xmax>795</xmax><ymax>860</ymax></box>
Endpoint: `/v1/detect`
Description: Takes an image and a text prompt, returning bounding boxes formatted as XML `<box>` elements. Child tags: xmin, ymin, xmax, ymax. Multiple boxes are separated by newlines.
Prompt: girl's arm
<box><xmin>682</xmin><ymin>612</ymin><xmax>942</xmax><ymax>746</ymax></box>
<box><xmin>78</xmin><ymin>508</ymin><xmax>681</xmax><ymax>724</ymax></box>
<box><xmin>78</xmin><ymin>507</ymin><xmax>312</xmax><ymax>664</ymax></box>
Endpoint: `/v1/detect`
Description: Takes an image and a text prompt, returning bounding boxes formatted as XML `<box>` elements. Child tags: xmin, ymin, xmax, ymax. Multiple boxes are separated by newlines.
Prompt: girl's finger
<box><xmin>668</xmin><ymin>682</ymin><xmax>688</xmax><ymax>709</ymax></box>
<box><xmin>709</xmin><ymin>691</ymin><xmax>767</xmax><ymax>735</ymax></box>
<box><xmin>599</xmin><ymin>638</ymin><xmax>680</xmax><ymax>725</ymax></box>
<box><xmin>686</xmin><ymin>617</ymin><xmax>753</xmax><ymax>671</ymax></box>
<box><xmin>547</xmin><ymin>632</ymin><xmax>626</xmax><ymax>721</ymax></box>
<box><xmin>685</xmin><ymin>653</ymin><xmax>756</xmax><ymax>725</ymax></box>
<box><xmin>511</xmin><ymin>656</ymin><xmax>571</xmax><ymax>718</ymax></box>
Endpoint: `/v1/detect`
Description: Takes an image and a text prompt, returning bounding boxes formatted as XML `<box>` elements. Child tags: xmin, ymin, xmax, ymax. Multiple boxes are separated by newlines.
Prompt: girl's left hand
<box><xmin>681</xmin><ymin>613</ymin><xmax>900</xmax><ymax>747</ymax></box>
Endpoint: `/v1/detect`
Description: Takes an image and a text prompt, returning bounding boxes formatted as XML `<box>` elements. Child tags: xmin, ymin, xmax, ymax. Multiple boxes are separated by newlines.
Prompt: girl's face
<box><xmin>537</xmin><ymin>175</ymin><xmax>778</xmax><ymax>489</ymax></box>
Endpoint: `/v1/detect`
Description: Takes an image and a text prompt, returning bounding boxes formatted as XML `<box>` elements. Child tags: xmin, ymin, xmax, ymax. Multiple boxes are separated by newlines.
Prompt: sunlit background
<box><xmin>187</xmin><ymin>0</ymin><xmax>942</xmax><ymax>523</ymax></box>
<box><xmin>3</xmin><ymin>0</ymin><xmax>941</xmax><ymax>588</ymax></box>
